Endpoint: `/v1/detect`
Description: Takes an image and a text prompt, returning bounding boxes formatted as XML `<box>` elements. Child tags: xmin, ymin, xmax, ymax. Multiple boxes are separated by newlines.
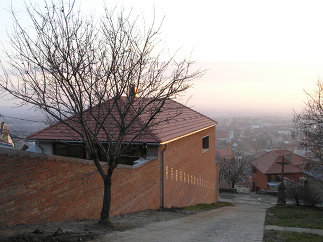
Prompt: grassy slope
<box><xmin>264</xmin><ymin>230</ymin><xmax>323</xmax><ymax>242</ymax></box>
<box><xmin>266</xmin><ymin>206</ymin><xmax>323</xmax><ymax>229</ymax></box>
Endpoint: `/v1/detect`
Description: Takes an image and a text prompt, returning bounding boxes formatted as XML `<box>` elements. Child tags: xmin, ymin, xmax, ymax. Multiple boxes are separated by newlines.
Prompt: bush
<box><xmin>286</xmin><ymin>182</ymin><xmax>303</xmax><ymax>206</ymax></box>
<box><xmin>302</xmin><ymin>184</ymin><xmax>322</xmax><ymax>207</ymax></box>
<box><xmin>286</xmin><ymin>182</ymin><xmax>322</xmax><ymax>207</ymax></box>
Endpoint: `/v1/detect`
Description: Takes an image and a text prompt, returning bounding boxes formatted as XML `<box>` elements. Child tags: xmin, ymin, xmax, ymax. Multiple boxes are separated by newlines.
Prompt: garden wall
<box><xmin>0</xmin><ymin>148</ymin><xmax>159</xmax><ymax>226</ymax></box>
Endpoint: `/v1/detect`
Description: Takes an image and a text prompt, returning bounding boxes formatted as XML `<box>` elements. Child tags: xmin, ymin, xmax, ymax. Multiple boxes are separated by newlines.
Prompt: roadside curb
<box><xmin>265</xmin><ymin>225</ymin><xmax>323</xmax><ymax>236</ymax></box>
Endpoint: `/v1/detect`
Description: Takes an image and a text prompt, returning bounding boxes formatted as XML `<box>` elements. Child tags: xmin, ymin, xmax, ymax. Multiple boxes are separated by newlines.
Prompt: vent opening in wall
<box><xmin>202</xmin><ymin>136</ymin><xmax>209</xmax><ymax>150</ymax></box>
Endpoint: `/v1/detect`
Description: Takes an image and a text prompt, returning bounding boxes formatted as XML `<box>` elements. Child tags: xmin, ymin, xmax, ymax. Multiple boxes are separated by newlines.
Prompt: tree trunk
<box><xmin>99</xmin><ymin>167</ymin><xmax>113</xmax><ymax>225</ymax></box>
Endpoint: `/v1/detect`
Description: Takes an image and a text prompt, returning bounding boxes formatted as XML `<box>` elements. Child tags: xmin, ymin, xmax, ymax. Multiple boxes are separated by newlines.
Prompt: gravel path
<box><xmin>0</xmin><ymin>193</ymin><xmax>276</xmax><ymax>242</ymax></box>
<box><xmin>93</xmin><ymin>193</ymin><xmax>276</xmax><ymax>242</ymax></box>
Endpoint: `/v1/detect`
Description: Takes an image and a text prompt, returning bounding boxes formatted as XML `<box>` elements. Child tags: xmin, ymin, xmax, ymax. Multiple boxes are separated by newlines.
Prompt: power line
<box><xmin>0</xmin><ymin>114</ymin><xmax>46</xmax><ymax>123</ymax></box>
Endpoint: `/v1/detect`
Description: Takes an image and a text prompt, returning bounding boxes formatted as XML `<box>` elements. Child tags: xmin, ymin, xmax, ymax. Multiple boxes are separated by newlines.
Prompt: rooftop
<box><xmin>216</xmin><ymin>142</ymin><xmax>234</xmax><ymax>159</ymax></box>
<box><xmin>28</xmin><ymin>98</ymin><xmax>216</xmax><ymax>144</ymax></box>
<box><xmin>250</xmin><ymin>149</ymin><xmax>310</xmax><ymax>174</ymax></box>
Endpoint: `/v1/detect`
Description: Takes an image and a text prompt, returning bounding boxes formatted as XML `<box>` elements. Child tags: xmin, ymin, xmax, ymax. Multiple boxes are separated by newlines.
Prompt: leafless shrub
<box><xmin>294</xmin><ymin>81</ymin><xmax>323</xmax><ymax>162</ymax></box>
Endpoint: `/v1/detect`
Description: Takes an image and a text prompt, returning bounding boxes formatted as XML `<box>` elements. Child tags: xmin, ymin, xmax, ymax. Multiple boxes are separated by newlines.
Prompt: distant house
<box><xmin>216</xmin><ymin>129</ymin><xmax>228</xmax><ymax>141</ymax></box>
<box><xmin>28</xmin><ymin>98</ymin><xmax>219</xmax><ymax>208</ymax></box>
<box><xmin>234</xmin><ymin>138</ymin><xmax>256</xmax><ymax>156</ymax></box>
<box><xmin>0</xmin><ymin>120</ymin><xmax>14</xmax><ymax>149</ymax></box>
<box><xmin>215</xmin><ymin>141</ymin><xmax>234</xmax><ymax>161</ymax></box>
<box><xmin>250</xmin><ymin>149</ymin><xmax>310</xmax><ymax>191</ymax></box>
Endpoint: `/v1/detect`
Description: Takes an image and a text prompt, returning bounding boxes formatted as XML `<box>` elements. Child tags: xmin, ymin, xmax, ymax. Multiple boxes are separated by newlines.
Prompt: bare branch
<box><xmin>0</xmin><ymin>0</ymin><xmax>203</xmax><ymax>223</ymax></box>
<box><xmin>294</xmin><ymin>81</ymin><xmax>323</xmax><ymax>162</ymax></box>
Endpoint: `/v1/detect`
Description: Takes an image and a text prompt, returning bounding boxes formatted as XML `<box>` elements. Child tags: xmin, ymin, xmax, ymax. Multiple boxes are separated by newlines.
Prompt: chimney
<box><xmin>129</xmin><ymin>84</ymin><xmax>138</xmax><ymax>98</ymax></box>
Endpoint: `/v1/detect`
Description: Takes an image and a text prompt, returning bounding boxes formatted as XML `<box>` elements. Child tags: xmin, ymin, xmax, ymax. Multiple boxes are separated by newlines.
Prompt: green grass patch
<box><xmin>186</xmin><ymin>202</ymin><xmax>233</xmax><ymax>211</ymax></box>
<box><xmin>264</xmin><ymin>230</ymin><xmax>323</xmax><ymax>242</ymax></box>
<box><xmin>266</xmin><ymin>206</ymin><xmax>323</xmax><ymax>229</ymax></box>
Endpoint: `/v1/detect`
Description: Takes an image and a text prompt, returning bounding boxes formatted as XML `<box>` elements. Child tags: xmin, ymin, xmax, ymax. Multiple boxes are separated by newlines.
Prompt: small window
<box><xmin>202</xmin><ymin>136</ymin><xmax>209</xmax><ymax>150</ymax></box>
<box><xmin>53</xmin><ymin>142</ymin><xmax>85</xmax><ymax>159</ymax></box>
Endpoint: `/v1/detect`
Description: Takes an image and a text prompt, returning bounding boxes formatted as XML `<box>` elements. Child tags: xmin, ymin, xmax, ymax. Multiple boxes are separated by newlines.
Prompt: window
<box><xmin>268</xmin><ymin>174</ymin><xmax>279</xmax><ymax>182</ymax></box>
<box><xmin>53</xmin><ymin>142</ymin><xmax>85</xmax><ymax>159</ymax></box>
<box><xmin>202</xmin><ymin>136</ymin><xmax>209</xmax><ymax>150</ymax></box>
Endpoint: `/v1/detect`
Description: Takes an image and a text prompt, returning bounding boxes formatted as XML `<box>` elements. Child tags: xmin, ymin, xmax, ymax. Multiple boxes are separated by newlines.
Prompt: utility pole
<box><xmin>277</xmin><ymin>154</ymin><xmax>290</xmax><ymax>206</ymax></box>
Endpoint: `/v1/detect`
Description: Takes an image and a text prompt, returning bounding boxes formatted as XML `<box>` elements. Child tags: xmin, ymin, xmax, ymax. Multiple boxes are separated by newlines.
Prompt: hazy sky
<box><xmin>1</xmin><ymin>0</ymin><xmax>323</xmax><ymax>116</ymax></box>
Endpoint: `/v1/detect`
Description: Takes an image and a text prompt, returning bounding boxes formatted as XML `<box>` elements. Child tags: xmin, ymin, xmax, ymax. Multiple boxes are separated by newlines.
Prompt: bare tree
<box><xmin>219</xmin><ymin>155</ymin><xmax>250</xmax><ymax>189</ymax></box>
<box><xmin>294</xmin><ymin>81</ymin><xmax>323</xmax><ymax>162</ymax></box>
<box><xmin>0</xmin><ymin>0</ymin><xmax>201</xmax><ymax>224</ymax></box>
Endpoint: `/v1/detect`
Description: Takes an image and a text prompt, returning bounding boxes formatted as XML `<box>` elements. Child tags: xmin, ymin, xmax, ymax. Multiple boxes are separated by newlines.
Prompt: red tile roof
<box><xmin>216</xmin><ymin>129</ymin><xmax>228</xmax><ymax>139</ymax></box>
<box><xmin>28</xmin><ymin>98</ymin><xmax>216</xmax><ymax>143</ymax></box>
<box><xmin>216</xmin><ymin>142</ymin><xmax>234</xmax><ymax>159</ymax></box>
<box><xmin>250</xmin><ymin>149</ymin><xmax>310</xmax><ymax>174</ymax></box>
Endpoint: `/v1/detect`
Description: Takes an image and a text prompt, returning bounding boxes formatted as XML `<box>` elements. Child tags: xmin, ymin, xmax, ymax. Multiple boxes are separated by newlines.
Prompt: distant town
<box><xmin>215</xmin><ymin>114</ymin><xmax>303</xmax><ymax>158</ymax></box>
<box><xmin>2</xmin><ymin>111</ymin><xmax>301</xmax><ymax>158</ymax></box>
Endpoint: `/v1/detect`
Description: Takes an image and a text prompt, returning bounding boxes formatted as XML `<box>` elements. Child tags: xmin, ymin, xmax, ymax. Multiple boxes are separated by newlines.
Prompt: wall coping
<box><xmin>118</xmin><ymin>156</ymin><xmax>158</xmax><ymax>170</ymax></box>
<box><xmin>0</xmin><ymin>147</ymin><xmax>157</xmax><ymax>170</ymax></box>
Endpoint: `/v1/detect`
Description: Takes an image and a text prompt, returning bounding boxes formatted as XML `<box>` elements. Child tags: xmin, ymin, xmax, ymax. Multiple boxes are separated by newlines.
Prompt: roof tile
<box><xmin>28</xmin><ymin>98</ymin><xmax>216</xmax><ymax>143</ymax></box>
<box><xmin>250</xmin><ymin>149</ymin><xmax>310</xmax><ymax>174</ymax></box>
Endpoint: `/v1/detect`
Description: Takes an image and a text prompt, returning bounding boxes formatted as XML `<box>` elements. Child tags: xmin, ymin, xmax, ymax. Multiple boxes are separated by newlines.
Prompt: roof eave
<box><xmin>160</xmin><ymin>124</ymin><xmax>216</xmax><ymax>145</ymax></box>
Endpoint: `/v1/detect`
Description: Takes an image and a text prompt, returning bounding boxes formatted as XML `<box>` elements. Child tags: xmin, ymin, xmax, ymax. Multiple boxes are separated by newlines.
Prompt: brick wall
<box><xmin>0</xmin><ymin>148</ymin><xmax>159</xmax><ymax>226</ymax></box>
<box><xmin>163</xmin><ymin>126</ymin><xmax>218</xmax><ymax>208</ymax></box>
<box><xmin>0</xmin><ymin>126</ymin><xmax>219</xmax><ymax>226</ymax></box>
<box><xmin>284</xmin><ymin>173</ymin><xmax>303</xmax><ymax>182</ymax></box>
<box><xmin>252</xmin><ymin>168</ymin><xmax>268</xmax><ymax>190</ymax></box>
<box><xmin>252</xmin><ymin>168</ymin><xmax>304</xmax><ymax>191</ymax></box>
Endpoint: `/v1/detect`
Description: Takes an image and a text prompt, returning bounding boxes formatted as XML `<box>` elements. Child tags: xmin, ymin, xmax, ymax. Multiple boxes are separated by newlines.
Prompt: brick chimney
<box><xmin>129</xmin><ymin>84</ymin><xmax>138</xmax><ymax>98</ymax></box>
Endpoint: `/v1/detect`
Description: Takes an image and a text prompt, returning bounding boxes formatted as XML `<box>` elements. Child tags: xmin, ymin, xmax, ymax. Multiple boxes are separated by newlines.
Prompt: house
<box><xmin>250</xmin><ymin>149</ymin><xmax>310</xmax><ymax>191</ymax></box>
<box><xmin>215</xmin><ymin>129</ymin><xmax>229</xmax><ymax>149</ymax></box>
<box><xmin>216</xmin><ymin>129</ymin><xmax>228</xmax><ymax>141</ymax></box>
<box><xmin>215</xmin><ymin>141</ymin><xmax>234</xmax><ymax>161</ymax></box>
<box><xmin>0</xmin><ymin>120</ymin><xmax>14</xmax><ymax>149</ymax></box>
<box><xmin>27</xmin><ymin>98</ymin><xmax>219</xmax><ymax>209</ymax></box>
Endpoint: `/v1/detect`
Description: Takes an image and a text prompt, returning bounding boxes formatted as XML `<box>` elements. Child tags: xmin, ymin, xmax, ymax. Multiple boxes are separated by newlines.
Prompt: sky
<box><xmin>1</xmin><ymin>0</ymin><xmax>323</xmax><ymax>117</ymax></box>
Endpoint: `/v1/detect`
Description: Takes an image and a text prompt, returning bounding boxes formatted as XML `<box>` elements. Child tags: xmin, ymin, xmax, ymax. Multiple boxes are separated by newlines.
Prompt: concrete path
<box><xmin>94</xmin><ymin>193</ymin><xmax>276</xmax><ymax>242</ymax></box>
<box><xmin>265</xmin><ymin>225</ymin><xmax>323</xmax><ymax>236</ymax></box>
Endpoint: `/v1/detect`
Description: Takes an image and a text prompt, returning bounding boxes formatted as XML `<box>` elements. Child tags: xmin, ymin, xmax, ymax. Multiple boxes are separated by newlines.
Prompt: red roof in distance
<box><xmin>216</xmin><ymin>129</ymin><xmax>228</xmax><ymax>139</ymax></box>
<box><xmin>28</xmin><ymin>98</ymin><xmax>216</xmax><ymax>144</ymax></box>
<box><xmin>250</xmin><ymin>149</ymin><xmax>310</xmax><ymax>174</ymax></box>
<box><xmin>216</xmin><ymin>142</ymin><xmax>234</xmax><ymax>159</ymax></box>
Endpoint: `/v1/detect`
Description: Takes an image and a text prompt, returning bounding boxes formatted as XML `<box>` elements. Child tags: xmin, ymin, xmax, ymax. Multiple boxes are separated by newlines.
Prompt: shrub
<box><xmin>286</xmin><ymin>181</ymin><xmax>322</xmax><ymax>207</ymax></box>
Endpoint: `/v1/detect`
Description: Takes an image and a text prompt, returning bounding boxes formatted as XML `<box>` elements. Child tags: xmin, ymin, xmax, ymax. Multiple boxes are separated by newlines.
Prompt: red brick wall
<box><xmin>163</xmin><ymin>126</ymin><xmax>218</xmax><ymax>208</ymax></box>
<box><xmin>110</xmin><ymin>161</ymin><xmax>160</xmax><ymax>216</ymax></box>
<box><xmin>284</xmin><ymin>173</ymin><xmax>303</xmax><ymax>182</ymax></box>
<box><xmin>0</xmin><ymin>148</ymin><xmax>159</xmax><ymax>226</ymax></box>
<box><xmin>252</xmin><ymin>168</ymin><xmax>268</xmax><ymax>190</ymax></box>
<box><xmin>252</xmin><ymin>168</ymin><xmax>304</xmax><ymax>191</ymax></box>
<box><xmin>0</xmin><ymin>126</ymin><xmax>218</xmax><ymax>226</ymax></box>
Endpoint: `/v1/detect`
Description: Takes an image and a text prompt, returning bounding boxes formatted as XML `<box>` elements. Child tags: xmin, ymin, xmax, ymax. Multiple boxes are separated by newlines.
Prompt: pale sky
<box><xmin>1</xmin><ymin>0</ymin><xmax>323</xmax><ymax>116</ymax></box>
